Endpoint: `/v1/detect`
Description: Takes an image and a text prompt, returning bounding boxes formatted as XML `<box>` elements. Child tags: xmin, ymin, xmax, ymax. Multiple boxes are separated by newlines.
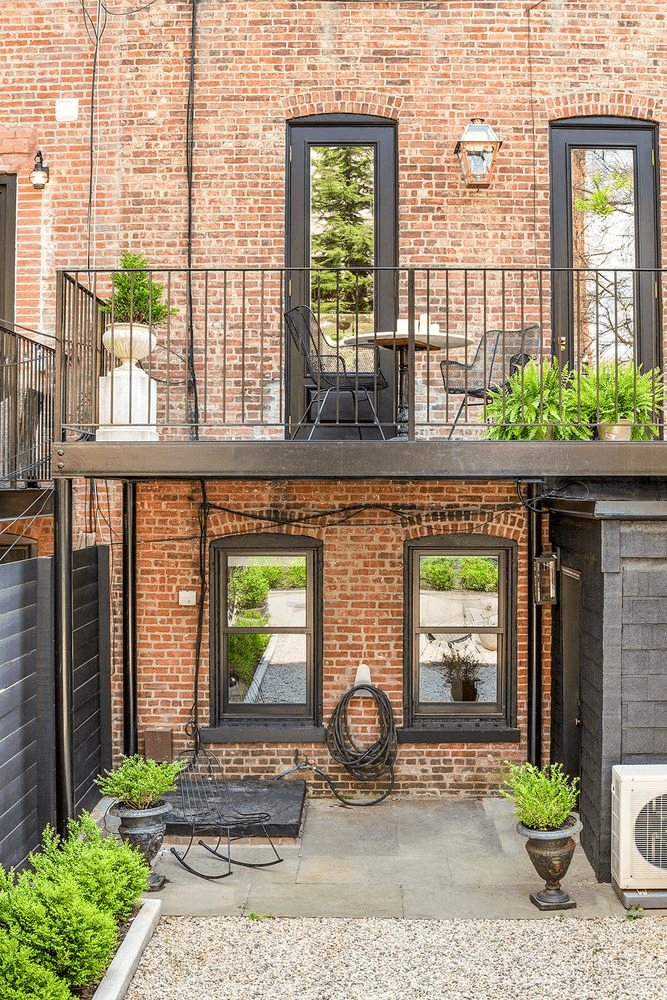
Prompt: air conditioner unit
<box><xmin>611</xmin><ymin>764</ymin><xmax>667</xmax><ymax>904</ymax></box>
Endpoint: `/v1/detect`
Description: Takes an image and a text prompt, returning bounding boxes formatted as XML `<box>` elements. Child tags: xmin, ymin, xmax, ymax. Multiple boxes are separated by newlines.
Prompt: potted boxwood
<box><xmin>96</xmin><ymin>754</ymin><xmax>185</xmax><ymax>865</ymax></box>
<box><xmin>576</xmin><ymin>360</ymin><xmax>664</xmax><ymax>440</ymax></box>
<box><xmin>485</xmin><ymin>358</ymin><xmax>592</xmax><ymax>441</ymax></box>
<box><xmin>100</xmin><ymin>250</ymin><xmax>177</xmax><ymax>367</ymax></box>
<box><xmin>500</xmin><ymin>759</ymin><xmax>581</xmax><ymax>910</ymax></box>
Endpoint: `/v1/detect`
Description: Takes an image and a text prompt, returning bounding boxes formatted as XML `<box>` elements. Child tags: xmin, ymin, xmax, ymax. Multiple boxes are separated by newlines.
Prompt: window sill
<box><xmin>201</xmin><ymin>724</ymin><xmax>326</xmax><ymax>744</ymax></box>
<box><xmin>397</xmin><ymin>725</ymin><xmax>520</xmax><ymax>744</ymax></box>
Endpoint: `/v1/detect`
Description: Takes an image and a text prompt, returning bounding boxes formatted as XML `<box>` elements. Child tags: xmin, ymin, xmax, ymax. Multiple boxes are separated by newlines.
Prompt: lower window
<box><xmin>401</xmin><ymin>535</ymin><xmax>518</xmax><ymax>742</ymax></box>
<box><xmin>208</xmin><ymin>534</ymin><xmax>323</xmax><ymax>739</ymax></box>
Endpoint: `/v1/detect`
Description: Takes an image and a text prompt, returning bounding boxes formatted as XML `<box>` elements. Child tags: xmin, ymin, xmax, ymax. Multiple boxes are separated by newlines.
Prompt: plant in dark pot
<box><xmin>500</xmin><ymin>760</ymin><xmax>581</xmax><ymax>910</ymax></box>
<box><xmin>96</xmin><ymin>755</ymin><xmax>185</xmax><ymax>876</ymax></box>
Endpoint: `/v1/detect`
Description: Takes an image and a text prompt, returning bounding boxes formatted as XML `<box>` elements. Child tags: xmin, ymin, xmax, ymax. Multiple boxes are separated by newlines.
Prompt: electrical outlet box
<box><xmin>178</xmin><ymin>589</ymin><xmax>197</xmax><ymax>606</ymax></box>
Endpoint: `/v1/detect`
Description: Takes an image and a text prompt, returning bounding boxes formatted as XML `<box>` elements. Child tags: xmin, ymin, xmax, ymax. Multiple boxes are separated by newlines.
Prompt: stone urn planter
<box><xmin>500</xmin><ymin>759</ymin><xmax>581</xmax><ymax>911</ymax></box>
<box><xmin>115</xmin><ymin>801</ymin><xmax>172</xmax><ymax>865</ymax></box>
<box><xmin>516</xmin><ymin>813</ymin><xmax>583</xmax><ymax>910</ymax></box>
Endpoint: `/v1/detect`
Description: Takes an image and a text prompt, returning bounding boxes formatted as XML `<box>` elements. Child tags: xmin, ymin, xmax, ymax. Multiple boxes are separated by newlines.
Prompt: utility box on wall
<box><xmin>144</xmin><ymin>729</ymin><xmax>173</xmax><ymax>762</ymax></box>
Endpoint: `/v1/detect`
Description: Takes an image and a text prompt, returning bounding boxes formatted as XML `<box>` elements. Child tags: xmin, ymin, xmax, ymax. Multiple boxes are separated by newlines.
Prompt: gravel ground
<box><xmin>125</xmin><ymin>915</ymin><xmax>667</xmax><ymax>1000</ymax></box>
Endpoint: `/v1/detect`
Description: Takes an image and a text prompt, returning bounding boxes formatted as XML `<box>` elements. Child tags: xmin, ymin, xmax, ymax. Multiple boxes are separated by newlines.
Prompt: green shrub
<box><xmin>228</xmin><ymin>565</ymin><xmax>270</xmax><ymax>611</ymax></box>
<box><xmin>283</xmin><ymin>562</ymin><xmax>307</xmax><ymax>588</ymax></box>
<box><xmin>257</xmin><ymin>564</ymin><xmax>284</xmax><ymax>588</ymax></box>
<box><xmin>459</xmin><ymin>556</ymin><xmax>498</xmax><ymax>592</ymax></box>
<box><xmin>96</xmin><ymin>754</ymin><xmax>184</xmax><ymax>809</ymax></box>
<box><xmin>30</xmin><ymin>812</ymin><xmax>149</xmax><ymax>921</ymax></box>
<box><xmin>229</xmin><ymin>609</ymin><xmax>270</xmax><ymax>685</ymax></box>
<box><xmin>100</xmin><ymin>250</ymin><xmax>177</xmax><ymax>326</ymax></box>
<box><xmin>500</xmin><ymin>760</ymin><xmax>579</xmax><ymax>830</ymax></box>
<box><xmin>0</xmin><ymin>866</ymin><xmax>117</xmax><ymax>988</ymax></box>
<box><xmin>0</xmin><ymin>935</ymin><xmax>72</xmax><ymax>1000</ymax></box>
<box><xmin>420</xmin><ymin>556</ymin><xmax>456</xmax><ymax>591</ymax></box>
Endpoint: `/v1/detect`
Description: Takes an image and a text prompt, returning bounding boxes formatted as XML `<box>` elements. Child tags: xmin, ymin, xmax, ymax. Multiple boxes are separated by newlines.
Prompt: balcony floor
<box><xmin>52</xmin><ymin>439</ymin><xmax>667</xmax><ymax>482</ymax></box>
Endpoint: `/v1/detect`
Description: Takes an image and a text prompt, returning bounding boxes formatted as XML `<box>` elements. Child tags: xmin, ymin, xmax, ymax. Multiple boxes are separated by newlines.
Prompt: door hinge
<box><xmin>288</xmin><ymin>279</ymin><xmax>292</xmax><ymax>297</ymax></box>
<box><xmin>289</xmin><ymin>144</ymin><xmax>292</xmax><ymax>162</ymax></box>
<box><xmin>652</xmin><ymin>149</ymin><xmax>655</xmax><ymax>166</ymax></box>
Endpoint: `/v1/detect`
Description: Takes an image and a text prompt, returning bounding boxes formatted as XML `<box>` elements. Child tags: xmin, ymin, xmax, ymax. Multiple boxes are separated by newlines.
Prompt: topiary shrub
<box><xmin>30</xmin><ymin>812</ymin><xmax>149</xmax><ymax>921</ymax></box>
<box><xmin>0</xmin><ymin>865</ymin><xmax>117</xmax><ymax>988</ymax></box>
<box><xmin>0</xmin><ymin>935</ymin><xmax>72</xmax><ymax>1000</ymax></box>
<box><xmin>459</xmin><ymin>556</ymin><xmax>498</xmax><ymax>592</ymax></box>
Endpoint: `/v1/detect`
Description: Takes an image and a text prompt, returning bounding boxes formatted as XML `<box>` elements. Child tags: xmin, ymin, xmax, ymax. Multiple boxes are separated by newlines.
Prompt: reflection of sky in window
<box><xmin>571</xmin><ymin>148</ymin><xmax>636</xmax><ymax>363</ymax></box>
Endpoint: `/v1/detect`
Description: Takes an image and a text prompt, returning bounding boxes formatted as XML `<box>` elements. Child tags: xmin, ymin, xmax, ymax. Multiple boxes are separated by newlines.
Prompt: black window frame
<box><xmin>203</xmin><ymin>533</ymin><xmax>325</xmax><ymax>743</ymax></box>
<box><xmin>399</xmin><ymin>534</ymin><xmax>520</xmax><ymax>744</ymax></box>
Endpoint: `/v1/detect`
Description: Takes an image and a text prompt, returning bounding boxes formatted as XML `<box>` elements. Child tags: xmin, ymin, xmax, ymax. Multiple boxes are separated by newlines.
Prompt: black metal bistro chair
<box><xmin>285</xmin><ymin>305</ymin><xmax>388</xmax><ymax>439</ymax></box>
<box><xmin>440</xmin><ymin>324</ymin><xmax>541</xmax><ymax>438</ymax></box>
<box><xmin>169</xmin><ymin>748</ymin><xmax>283</xmax><ymax>881</ymax></box>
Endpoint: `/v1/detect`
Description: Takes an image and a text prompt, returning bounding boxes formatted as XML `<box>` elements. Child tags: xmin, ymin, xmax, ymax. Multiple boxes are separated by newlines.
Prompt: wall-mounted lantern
<box><xmin>533</xmin><ymin>553</ymin><xmax>558</xmax><ymax>605</ymax></box>
<box><xmin>29</xmin><ymin>150</ymin><xmax>49</xmax><ymax>190</ymax></box>
<box><xmin>455</xmin><ymin>118</ymin><xmax>502</xmax><ymax>187</ymax></box>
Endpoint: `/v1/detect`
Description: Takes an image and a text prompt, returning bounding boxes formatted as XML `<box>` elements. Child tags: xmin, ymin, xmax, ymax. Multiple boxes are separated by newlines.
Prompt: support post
<box><xmin>123</xmin><ymin>481</ymin><xmax>138</xmax><ymax>755</ymax></box>
<box><xmin>527</xmin><ymin>482</ymin><xmax>543</xmax><ymax>768</ymax></box>
<box><xmin>53</xmin><ymin>477</ymin><xmax>75</xmax><ymax>829</ymax></box>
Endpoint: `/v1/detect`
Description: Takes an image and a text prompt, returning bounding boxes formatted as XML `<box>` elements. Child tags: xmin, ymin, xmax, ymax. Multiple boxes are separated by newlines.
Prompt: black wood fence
<box><xmin>0</xmin><ymin>546</ymin><xmax>111</xmax><ymax>869</ymax></box>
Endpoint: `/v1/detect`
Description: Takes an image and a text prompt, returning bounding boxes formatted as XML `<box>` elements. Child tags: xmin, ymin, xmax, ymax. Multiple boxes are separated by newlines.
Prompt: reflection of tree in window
<box><xmin>310</xmin><ymin>145</ymin><xmax>374</xmax><ymax>332</ymax></box>
<box><xmin>571</xmin><ymin>147</ymin><xmax>636</xmax><ymax>364</ymax></box>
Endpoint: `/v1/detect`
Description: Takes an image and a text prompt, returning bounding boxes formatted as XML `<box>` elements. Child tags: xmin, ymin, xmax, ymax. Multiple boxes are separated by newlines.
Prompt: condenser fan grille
<box><xmin>634</xmin><ymin>793</ymin><xmax>667</xmax><ymax>869</ymax></box>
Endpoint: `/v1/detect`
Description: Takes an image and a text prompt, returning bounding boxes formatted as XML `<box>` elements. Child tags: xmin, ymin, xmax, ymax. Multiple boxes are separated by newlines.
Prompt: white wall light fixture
<box><xmin>455</xmin><ymin>118</ymin><xmax>502</xmax><ymax>187</ymax></box>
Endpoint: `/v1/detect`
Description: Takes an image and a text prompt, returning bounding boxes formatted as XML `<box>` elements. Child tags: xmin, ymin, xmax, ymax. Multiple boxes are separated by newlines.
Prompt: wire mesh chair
<box><xmin>169</xmin><ymin>748</ymin><xmax>283</xmax><ymax>881</ymax></box>
<box><xmin>285</xmin><ymin>305</ymin><xmax>388</xmax><ymax>439</ymax></box>
<box><xmin>441</xmin><ymin>324</ymin><xmax>541</xmax><ymax>438</ymax></box>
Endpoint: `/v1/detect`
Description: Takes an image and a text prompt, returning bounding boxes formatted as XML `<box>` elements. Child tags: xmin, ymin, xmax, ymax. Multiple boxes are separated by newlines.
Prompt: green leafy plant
<box><xmin>486</xmin><ymin>358</ymin><xmax>592</xmax><ymax>441</ymax></box>
<box><xmin>0</xmin><ymin>865</ymin><xmax>117</xmax><ymax>988</ymax></box>
<box><xmin>96</xmin><ymin>754</ymin><xmax>185</xmax><ymax>809</ymax></box>
<box><xmin>100</xmin><ymin>250</ymin><xmax>178</xmax><ymax>326</ymax></box>
<box><xmin>577</xmin><ymin>361</ymin><xmax>664</xmax><ymax>440</ymax></box>
<box><xmin>229</xmin><ymin>609</ymin><xmax>270</xmax><ymax>685</ymax></box>
<box><xmin>459</xmin><ymin>556</ymin><xmax>498</xmax><ymax>592</ymax></box>
<box><xmin>420</xmin><ymin>556</ymin><xmax>457</xmax><ymax>591</ymax></box>
<box><xmin>227</xmin><ymin>565</ymin><xmax>270</xmax><ymax>617</ymax></box>
<box><xmin>30</xmin><ymin>812</ymin><xmax>149</xmax><ymax>921</ymax></box>
<box><xmin>500</xmin><ymin>760</ymin><xmax>579</xmax><ymax>830</ymax></box>
<box><xmin>0</xmin><ymin>935</ymin><xmax>73</xmax><ymax>1000</ymax></box>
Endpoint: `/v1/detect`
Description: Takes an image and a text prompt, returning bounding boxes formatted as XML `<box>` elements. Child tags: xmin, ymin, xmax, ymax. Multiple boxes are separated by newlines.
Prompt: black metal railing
<box><xmin>0</xmin><ymin>324</ymin><xmax>55</xmax><ymax>487</ymax></box>
<box><xmin>55</xmin><ymin>266</ymin><xmax>666</xmax><ymax>443</ymax></box>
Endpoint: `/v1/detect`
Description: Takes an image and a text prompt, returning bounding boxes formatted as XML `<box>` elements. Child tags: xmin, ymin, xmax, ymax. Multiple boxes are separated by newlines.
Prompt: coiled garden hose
<box><xmin>275</xmin><ymin>683</ymin><xmax>398</xmax><ymax>806</ymax></box>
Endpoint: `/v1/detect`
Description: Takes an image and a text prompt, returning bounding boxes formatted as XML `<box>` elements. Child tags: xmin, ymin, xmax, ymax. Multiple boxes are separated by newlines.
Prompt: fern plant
<box><xmin>576</xmin><ymin>361</ymin><xmax>664</xmax><ymax>440</ymax></box>
<box><xmin>485</xmin><ymin>359</ymin><xmax>592</xmax><ymax>441</ymax></box>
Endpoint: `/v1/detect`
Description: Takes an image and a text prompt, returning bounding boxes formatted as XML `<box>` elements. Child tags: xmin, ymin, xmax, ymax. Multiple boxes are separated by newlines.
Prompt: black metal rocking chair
<box><xmin>285</xmin><ymin>305</ymin><xmax>388</xmax><ymax>439</ymax></box>
<box><xmin>441</xmin><ymin>324</ymin><xmax>542</xmax><ymax>438</ymax></box>
<box><xmin>169</xmin><ymin>748</ymin><xmax>283</xmax><ymax>881</ymax></box>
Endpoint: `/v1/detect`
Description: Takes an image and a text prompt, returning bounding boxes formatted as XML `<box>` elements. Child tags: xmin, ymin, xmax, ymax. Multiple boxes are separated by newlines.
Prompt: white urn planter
<box><xmin>98</xmin><ymin>323</ymin><xmax>159</xmax><ymax>441</ymax></box>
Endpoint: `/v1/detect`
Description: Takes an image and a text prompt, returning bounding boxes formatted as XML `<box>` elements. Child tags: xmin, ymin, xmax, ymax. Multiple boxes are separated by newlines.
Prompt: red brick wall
<box><xmin>117</xmin><ymin>478</ymin><xmax>532</xmax><ymax>796</ymax></box>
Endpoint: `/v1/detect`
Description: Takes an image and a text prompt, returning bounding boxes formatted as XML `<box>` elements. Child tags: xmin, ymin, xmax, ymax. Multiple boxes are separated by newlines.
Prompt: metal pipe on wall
<box><xmin>122</xmin><ymin>480</ymin><xmax>138</xmax><ymax>755</ymax></box>
<box><xmin>527</xmin><ymin>481</ymin><xmax>543</xmax><ymax>768</ymax></box>
<box><xmin>53</xmin><ymin>477</ymin><xmax>75</xmax><ymax>829</ymax></box>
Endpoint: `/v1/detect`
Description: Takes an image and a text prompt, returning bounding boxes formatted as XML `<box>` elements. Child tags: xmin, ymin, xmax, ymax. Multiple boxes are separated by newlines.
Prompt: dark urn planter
<box><xmin>116</xmin><ymin>801</ymin><xmax>171</xmax><ymax>865</ymax></box>
<box><xmin>516</xmin><ymin>813</ymin><xmax>583</xmax><ymax>911</ymax></box>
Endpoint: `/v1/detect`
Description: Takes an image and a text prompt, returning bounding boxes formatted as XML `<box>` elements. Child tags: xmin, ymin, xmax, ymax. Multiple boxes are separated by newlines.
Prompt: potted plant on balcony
<box><xmin>485</xmin><ymin>358</ymin><xmax>592</xmax><ymax>441</ymax></box>
<box><xmin>576</xmin><ymin>360</ymin><xmax>664</xmax><ymax>440</ymax></box>
<box><xmin>96</xmin><ymin>754</ymin><xmax>184</xmax><ymax>865</ymax></box>
<box><xmin>100</xmin><ymin>250</ymin><xmax>177</xmax><ymax>368</ymax></box>
<box><xmin>500</xmin><ymin>759</ymin><xmax>581</xmax><ymax>910</ymax></box>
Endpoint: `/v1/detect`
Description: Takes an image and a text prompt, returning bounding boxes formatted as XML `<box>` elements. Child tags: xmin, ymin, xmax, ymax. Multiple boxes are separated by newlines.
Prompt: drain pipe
<box><xmin>122</xmin><ymin>481</ymin><xmax>138</xmax><ymax>755</ymax></box>
<box><xmin>54</xmin><ymin>477</ymin><xmax>75</xmax><ymax>831</ymax></box>
<box><xmin>527</xmin><ymin>482</ymin><xmax>542</xmax><ymax>768</ymax></box>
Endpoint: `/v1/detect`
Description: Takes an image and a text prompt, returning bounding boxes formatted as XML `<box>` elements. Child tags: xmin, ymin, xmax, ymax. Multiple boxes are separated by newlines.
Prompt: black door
<box><xmin>550</xmin><ymin>118</ymin><xmax>660</xmax><ymax>370</ymax></box>
<box><xmin>286</xmin><ymin>115</ymin><xmax>398</xmax><ymax>436</ymax></box>
<box><xmin>0</xmin><ymin>175</ymin><xmax>16</xmax><ymax>329</ymax></box>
